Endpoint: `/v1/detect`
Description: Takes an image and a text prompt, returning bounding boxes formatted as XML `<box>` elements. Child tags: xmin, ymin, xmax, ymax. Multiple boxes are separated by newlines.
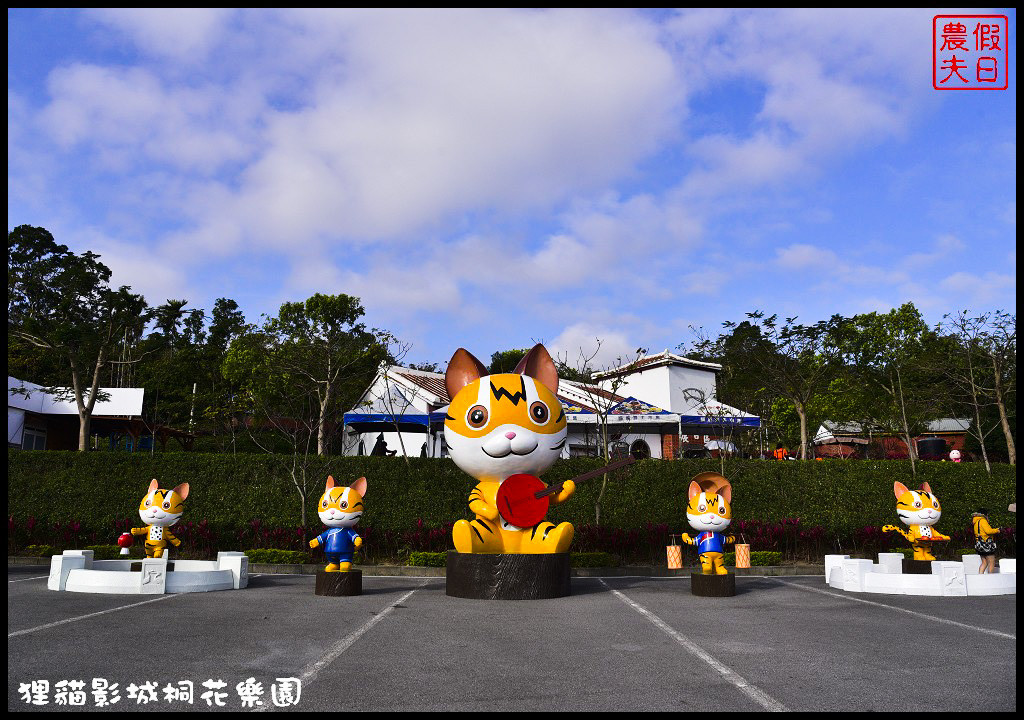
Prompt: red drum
<box><xmin>495</xmin><ymin>474</ymin><xmax>550</xmax><ymax>528</ymax></box>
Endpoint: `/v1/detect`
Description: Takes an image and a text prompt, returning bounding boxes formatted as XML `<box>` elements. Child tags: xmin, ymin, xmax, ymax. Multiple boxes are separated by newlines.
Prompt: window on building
<box><xmin>629</xmin><ymin>439</ymin><xmax>650</xmax><ymax>460</ymax></box>
<box><xmin>22</xmin><ymin>427</ymin><xmax>46</xmax><ymax>451</ymax></box>
<box><xmin>569</xmin><ymin>444</ymin><xmax>599</xmax><ymax>458</ymax></box>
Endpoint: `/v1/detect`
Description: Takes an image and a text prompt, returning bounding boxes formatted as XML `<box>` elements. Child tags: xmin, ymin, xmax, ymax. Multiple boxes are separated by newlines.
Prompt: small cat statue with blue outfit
<box><xmin>309</xmin><ymin>476</ymin><xmax>366</xmax><ymax>572</ymax></box>
<box><xmin>681</xmin><ymin>474</ymin><xmax>735</xmax><ymax>575</ymax></box>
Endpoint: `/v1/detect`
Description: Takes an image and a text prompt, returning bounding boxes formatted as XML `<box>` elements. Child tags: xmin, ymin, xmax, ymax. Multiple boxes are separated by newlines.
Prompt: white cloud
<box><xmin>549</xmin><ymin>322</ymin><xmax>641</xmax><ymax>371</ymax></box>
<box><xmin>41</xmin><ymin>64</ymin><xmax>256</xmax><ymax>173</ymax></box>
<box><xmin>904</xmin><ymin>234</ymin><xmax>964</xmax><ymax>268</ymax></box>
<box><xmin>86</xmin><ymin>8</ymin><xmax>235</xmax><ymax>63</ymax></box>
<box><xmin>775</xmin><ymin>243</ymin><xmax>839</xmax><ymax>269</ymax></box>
<box><xmin>164</xmin><ymin>8</ymin><xmax>683</xmax><ymax>249</ymax></box>
<box><xmin>666</xmin><ymin>9</ymin><xmax>926</xmax><ymax>214</ymax></box>
<box><xmin>940</xmin><ymin>271</ymin><xmax>1016</xmax><ymax>308</ymax></box>
<box><xmin>60</xmin><ymin>227</ymin><xmax>195</xmax><ymax>306</ymax></box>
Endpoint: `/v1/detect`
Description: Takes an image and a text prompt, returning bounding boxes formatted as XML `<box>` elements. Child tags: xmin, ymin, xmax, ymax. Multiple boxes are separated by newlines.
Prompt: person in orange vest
<box><xmin>773</xmin><ymin>443</ymin><xmax>788</xmax><ymax>460</ymax></box>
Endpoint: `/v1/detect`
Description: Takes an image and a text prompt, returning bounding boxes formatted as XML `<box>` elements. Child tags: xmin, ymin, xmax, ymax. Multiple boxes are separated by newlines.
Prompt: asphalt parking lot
<box><xmin>8</xmin><ymin>566</ymin><xmax>1016</xmax><ymax>712</ymax></box>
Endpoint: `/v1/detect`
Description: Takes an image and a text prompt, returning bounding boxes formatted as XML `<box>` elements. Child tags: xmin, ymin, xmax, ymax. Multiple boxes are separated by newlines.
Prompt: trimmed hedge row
<box><xmin>8</xmin><ymin>450</ymin><xmax>1016</xmax><ymax>549</ymax></box>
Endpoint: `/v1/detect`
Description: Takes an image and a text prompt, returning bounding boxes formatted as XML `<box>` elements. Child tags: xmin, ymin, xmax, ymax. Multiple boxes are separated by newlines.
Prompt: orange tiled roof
<box><xmin>391</xmin><ymin>369</ymin><xmax>449</xmax><ymax>403</ymax></box>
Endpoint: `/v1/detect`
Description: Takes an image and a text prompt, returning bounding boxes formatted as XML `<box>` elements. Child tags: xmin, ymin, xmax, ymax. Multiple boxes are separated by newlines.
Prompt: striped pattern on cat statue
<box><xmin>681</xmin><ymin>478</ymin><xmax>736</xmax><ymax>575</ymax></box>
<box><xmin>444</xmin><ymin>343</ymin><xmax>574</xmax><ymax>555</ymax></box>
<box><xmin>882</xmin><ymin>481</ymin><xmax>950</xmax><ymax>561</ymax></box>
<box><xmin>131</xmin><ymin>479</ymin><xmax>189</xmax><ymax>559</ymax></box>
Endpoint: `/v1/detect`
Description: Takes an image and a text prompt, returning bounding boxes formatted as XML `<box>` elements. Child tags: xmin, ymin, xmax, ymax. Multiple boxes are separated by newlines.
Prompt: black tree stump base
<box><xmin>315</xmin><ymin>569</ymin><xmax>362</xmax><ymax>596</ymax></box>
<box><xmin>446</xmin><ymin>551</ymin><xmax>571</xmax><ymax>600</ymax></box>
<box><xmin>691</xmin><ymin>572</ymin><xmax>736</xmax><ymax>597</ymax></box>
<box><xmin>902</xmin><ymin>559</ymin><xmax>934</xmax><ymax>575</ymax></box>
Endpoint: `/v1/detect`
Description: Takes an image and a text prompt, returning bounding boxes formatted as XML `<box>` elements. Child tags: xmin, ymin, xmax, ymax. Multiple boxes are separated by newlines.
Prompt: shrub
<box><xmin>244</xmin><ymin>549</ymin><xmax>312</xmax><ymax>565</ymax></box>
<box><xmin>408</xmin><ymin>551</ymin><xmax>447</xmax><ymax>567</ymax></box>
<box><xmin>722</xmin><ymin>550</ymin><xmax>783</xmax><ymax>566</ymax></box>
<box><xmin>750</xmin><ymin>550</ymin><xmax>783</xmax><ymax>566</ymax></box>
<box><xmin>8</xmin><ymin>451</ymin><xmax>1016</xmax><ymax>562</ymax></box>
<box><xmin>25</xmin><ymin>544</ymin><xmax>57</xmax><ymax>557</ymax></box>
<box><xmin>83</xmin><ymin>545</ymin><xmax>122</xmax><ymax>560</ymax></box>
<box><xmin>570</xmin><ymin>551</ymin><xmax>618</xmax><ymax>567</ymax></box>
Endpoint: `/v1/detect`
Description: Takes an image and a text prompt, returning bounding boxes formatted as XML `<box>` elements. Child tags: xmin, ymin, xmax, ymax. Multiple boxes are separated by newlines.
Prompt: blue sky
<box><xmin>8</xmin><ymin>9</ymin><xmax>1016</xmax><ymax>369</ymax></box>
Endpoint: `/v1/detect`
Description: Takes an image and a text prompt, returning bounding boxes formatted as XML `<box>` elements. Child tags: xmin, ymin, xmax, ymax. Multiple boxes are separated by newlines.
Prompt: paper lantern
<box><xmin>735</xmin><ymin>543</ymin><xmax>751</xmax><ymax>569</ymax></box>
<box><xmin>667</xmin><ymin>544</ymin><xmax>682</xmax><ymax>569</ymax></box>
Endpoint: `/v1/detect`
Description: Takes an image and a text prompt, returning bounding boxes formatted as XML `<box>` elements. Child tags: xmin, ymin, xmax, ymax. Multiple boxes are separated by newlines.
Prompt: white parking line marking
<box><xmin>599</xmin><ymin>579</ymin><xmax>789</xmax><ymax>712</ymax></box>
<box><xmin>259</xmin><ymin>582</ymin><xmax>427</xmax><ymax>711</ymax></box>
<box><xmin>771</xmin><ymin>578</ymin><xmax>1016</xmax><ymax>640</ymax></box>
<box><xmin>9</xmin><ymin>575</ymin><xmax>49</xmax><ymax>583</ymax></box>
<box><xmin>8</xmin><ymin>595</ymin><xmax>178</xmax><ymax>638</ymax></box>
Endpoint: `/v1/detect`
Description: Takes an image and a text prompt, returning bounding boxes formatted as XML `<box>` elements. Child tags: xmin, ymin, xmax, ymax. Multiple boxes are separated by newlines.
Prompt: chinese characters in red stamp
<box><xmin>933</xmin><ymin>15</ymin><xmax>1009</xmax><ymax>90</ymax></box>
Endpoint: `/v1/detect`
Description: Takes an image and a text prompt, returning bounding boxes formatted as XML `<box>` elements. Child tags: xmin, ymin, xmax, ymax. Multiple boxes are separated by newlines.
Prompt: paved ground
<box><xmin>8</xmin><ymin>566</ymin><xmax>1016</xmax><ymax>712</ymax></box>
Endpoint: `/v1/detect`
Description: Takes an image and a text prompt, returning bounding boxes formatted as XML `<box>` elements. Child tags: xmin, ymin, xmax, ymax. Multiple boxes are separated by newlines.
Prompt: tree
<box><xmin>963</xmin><ymin>310</ymin><xmax>1015</xmax><ymax>465</ymax></box>
<box><xmin>267</xmin><ymin>294</ymin><xmax>387</xmax><ymax>456</ymax></box>
<box><xmin>223</xmin><ymin>328</ymin><xmax>322</xmax><ymax>526</ymax></box>
<box><xmin>221</xmin><ymin>294</ymin><xmax>387</xmax><ymax>525</ymax></box>
<box><xmin>357</xmin><ymin>333</ymin><xmax>416</xmax><ymax>465</ymax></box>
<box><xmin>684</xmin><ymin>321</ymin><xmax>778</xmax><ymax>458</ymax></box>
<box><xmin>695</xmin><ymin>313</ymin><xmax>843</xmax><ymax>460</ymax></box>
<box><xmin>489</xmin><ymin>348</ymin><xmax>532</xmax><ymax>375</ymax></box>
<box><xmin>938</xmin><ymin>311</ymin><xmax>1016</xmax><ymax>473</ymax></box>
<box><xmin>8</xmin><ymin>225</ymin><xmax>148</xmax><ymax>450</ymax></box>
<box><xmin>557</xmin><ymin>339</ymin><xmax>646</xmax><ymax>525</ymax></box>
<box><xmin>833</xmin><ymin>304</ymin><xmax>941</xmax><ymax>474</ymax></box>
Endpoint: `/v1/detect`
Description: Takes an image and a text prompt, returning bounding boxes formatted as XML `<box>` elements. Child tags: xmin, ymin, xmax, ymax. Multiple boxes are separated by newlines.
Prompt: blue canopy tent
<box><xmin>341</xmin><ymin>409</ymin><xmax>453</xmax><ymax>456</ymax></box>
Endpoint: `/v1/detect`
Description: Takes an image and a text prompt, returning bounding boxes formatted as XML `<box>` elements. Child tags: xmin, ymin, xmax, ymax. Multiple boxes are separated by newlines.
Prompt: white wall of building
<box><xmin>604</xmin><ymin>366</ymin><xmax>670</xmax><ymax>410</ymax></box>
<box><xmin>7</xmin><ymin>377</ymin><xmax>144</xmax><ymax>416</ymax></box>
<box><xmin>8</xmin><ymin>407</ymin><xmax>26</xmax><ymax>446</ymax></box>
<box><xmin>667</xmin><ymin>365</ymin><xmax>718</xmax><ymax>412</ymax></box>
<box><xmin>601</xmin><ymin>363</ymin><xmax>718</xmax><ymax>414</ymax></box>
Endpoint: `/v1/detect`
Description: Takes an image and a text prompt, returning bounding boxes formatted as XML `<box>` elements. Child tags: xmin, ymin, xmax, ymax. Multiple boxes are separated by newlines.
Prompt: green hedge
<box><xmin>570</xmin><ymin>551</ymin><xmax>618</xmax><ymax>568</ymax></box>
<box><xmin>24</xmin><ymin>544</ymin><xmax>57</xmax><ymax>557</ymax></box>
<box><xmin>8</xmin><ymin>450</ymin><xmax>1016</xmax><ymax>546</ymax></box>
<box><xmin>408</xmin><ymin>551</ymin><xmax>447</xmax><ymax>567</ymax></box>
<box><xmin>83</xmin><ymin>544</ymin><xmax>121</xmax><ymax>560</ymax></box>
<box><xmin>245</xmin><ymin>549</ymin><xmax>311</xmax><ymax>564</ymax></box>
<box><xmin>722</xmin><ymin>550</ymin><xmax>783</xmax><ymax>566</ymax></box>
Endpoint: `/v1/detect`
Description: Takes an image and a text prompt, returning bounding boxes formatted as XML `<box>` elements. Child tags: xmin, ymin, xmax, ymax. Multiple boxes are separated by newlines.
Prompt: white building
<box><xmin>342</xmin><ymin>351</ymin><xmax>759</xmax><ymax>460</ymax></box>
<box><xmin>8</xmin><ymin>376</ymin><xmax>145</xmax><ymax>450</ymax></box>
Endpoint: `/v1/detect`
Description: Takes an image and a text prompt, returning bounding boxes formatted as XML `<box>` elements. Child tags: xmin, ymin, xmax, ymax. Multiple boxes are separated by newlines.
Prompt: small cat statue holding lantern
<box><xmin>680</xmin><ymin>473</ymin><xmax>736</xmax><ymax>575</ymax></box>
<box><xmin>309</xmin><ymin>476</ymin><xmax>366</xmax><ymax>572</ymax></box>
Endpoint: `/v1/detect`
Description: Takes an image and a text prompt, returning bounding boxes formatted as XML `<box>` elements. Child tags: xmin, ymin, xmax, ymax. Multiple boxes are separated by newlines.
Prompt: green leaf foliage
<box><xmin>408</xmin><ymin>551</ymin><xmax>447</xmax><ymax>567</ymax></box>
<box><xmin>569</xmin><ymin>551</ymin><xmax>619</xmax><ymax>567</ymax></box>
<box><xmin>8</xmin><ymin>451</ymin><xmax>1015</xmax><ymax>554</ymax></box>
<box><xmin>244</xmin><ymin>549</ymin><xmax>312</xmax><ymax>564</ymax></box>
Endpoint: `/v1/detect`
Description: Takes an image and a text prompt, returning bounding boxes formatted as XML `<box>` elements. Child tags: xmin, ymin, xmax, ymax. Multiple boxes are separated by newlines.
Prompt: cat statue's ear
<box><xmin>514</xmin><ymin>343</ymin><xmax>559</xmax><ymax>395</ymax></box>
<box><xmin>919</xmin><ymin>481</ymin><xmax>933</xmax><ymax>495</ymax></box>
<box><xmin>446</xmin><ymin>348</ymin><xmax>488</xmax><ymax>401</ymax></box>
<box><xmin>172</xmin><ymin>483</ymin><xmax>189</xmax><ymax>501</ymax></box>
<box><xmin>325</xmin><ymin>475</ymin><xmax>336</xmax><ymax>492</ymax></box>
<box><xmin>148</xmin><ymin>478</ymin><xmax>160</xmax><ymax>494</ymax></box>
<box><xmin>688</xmin><ymin>481</ymin><xmax>702</xmax><ymax>501</ymax></box>
<box><xmin>717</xmin><ymin>483</ymin><xmax>732</xmax><ymax>504</ymax></box>
<box><xmin>893</xmin><ymin>481</ymin><xmax>910</xmax><ymax>498</ymax></box>
<box><xmin>350</xmin><ymin>476</ymin><xmax>367</xmax><ymax>497</ymax></box>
